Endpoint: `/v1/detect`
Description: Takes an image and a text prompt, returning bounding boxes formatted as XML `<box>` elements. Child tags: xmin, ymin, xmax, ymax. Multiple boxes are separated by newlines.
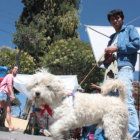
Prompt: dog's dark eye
<box><xmin>35</xmin><ymin>83</ymin><xmax>38</xmax><ymax>86</ymax></box>
<box><xmin>46</xmin><ymin>85</ymin><xmax>50</xmax><ymax>88</ymax></box>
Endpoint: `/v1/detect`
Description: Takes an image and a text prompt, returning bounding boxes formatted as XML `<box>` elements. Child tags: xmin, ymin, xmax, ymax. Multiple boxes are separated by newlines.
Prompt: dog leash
<box><xmin>80</xmin><ymin>53</ymin><xmax>105</xmax><ymax>86</ymax></box>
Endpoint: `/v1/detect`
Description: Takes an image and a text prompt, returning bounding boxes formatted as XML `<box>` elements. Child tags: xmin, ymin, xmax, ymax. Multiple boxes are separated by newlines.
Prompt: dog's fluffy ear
<box><xmin>47</xmin><ymin>78</ymin><xmax>66</xmax><ymax>98</ymax></box>
<box><xmin>26</xmin><ymin>69</ymin><xmax>50</xmax><ymax>91</ymax></box>
<box><xmin>26</xmin><ymin>76</ymin><xmax>38</xmax><ymax>91</ymax></box>
<box><xmin>49</xmin><ymin>79</ymin><xmax>64</xmax><ymax>92</ymax></box>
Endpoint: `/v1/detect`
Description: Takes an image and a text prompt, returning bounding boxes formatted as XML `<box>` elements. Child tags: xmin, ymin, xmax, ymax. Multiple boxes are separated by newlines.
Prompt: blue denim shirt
<box><xmin>108</xmin><ymin>25</ymin><xmax>140</xmax><ymax>70</ymax></box>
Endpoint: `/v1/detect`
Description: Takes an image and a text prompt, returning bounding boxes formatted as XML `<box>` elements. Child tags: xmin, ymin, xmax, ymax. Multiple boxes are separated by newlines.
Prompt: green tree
<box><xmin>13</xmin><ymin>25</ymin><xmax>47</xmax><ymax>63</ymax></box>
<box><xmin>41</xmin><ymin>39</ymin><xmax>104</xmax><ymax>92</ymax></box>
<box><xmin>0</xmin><ymin>46</ymin><xmax>37</xmax><ymax>74</ymax></box>
<box><xmin>13</xmin><ymin>0</ymin><xmax>81</xmax><ymax>63</ymax></box>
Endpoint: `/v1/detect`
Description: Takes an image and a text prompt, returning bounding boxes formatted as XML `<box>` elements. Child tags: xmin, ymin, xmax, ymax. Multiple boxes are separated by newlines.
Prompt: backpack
<box><xmin>0</xmin><ymin>66</ymin><xmax>9</xmax><ymax>84</ymax></box>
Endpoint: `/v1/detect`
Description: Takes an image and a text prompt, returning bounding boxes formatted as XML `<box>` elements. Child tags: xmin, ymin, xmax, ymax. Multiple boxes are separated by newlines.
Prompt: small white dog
<box><xmin>26</xmin><ymin>70</ymin><xmax>131</xmax><ymax>140</ymax></box>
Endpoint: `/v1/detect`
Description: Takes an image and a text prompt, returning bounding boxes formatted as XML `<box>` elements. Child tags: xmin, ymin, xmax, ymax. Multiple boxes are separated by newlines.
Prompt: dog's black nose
<box><xmin>35</xmin><ymin>92</ymin><xmax>40</xmax><ymax>97</ymax></box>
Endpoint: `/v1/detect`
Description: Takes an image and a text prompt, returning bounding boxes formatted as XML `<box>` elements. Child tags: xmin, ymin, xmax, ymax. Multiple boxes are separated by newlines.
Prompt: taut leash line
<box><xmin>80</xmin><ymin>53</ymin><xmax>105</xmax><ymax>86</ymax></box>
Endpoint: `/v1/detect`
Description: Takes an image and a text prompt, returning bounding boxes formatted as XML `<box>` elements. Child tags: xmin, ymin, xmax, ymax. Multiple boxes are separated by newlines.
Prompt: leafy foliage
<box><xmin>13</xmin><ymin>0</ymin><xmax>81</xmax><ymax>63</ymax></box>
<box><xmin>0</xmin><ymin>46</ymin><xmax>37</xmax><ymax>74</ymax></box>
<box><xmin>41</xmin><ymin>39</ymin><xmax>104</xmax><ymax>92</ymax></box>
<box><xmin>13</xmin><ymin>24</ymin><xmax>47</xmax><ymax>62</ymax></box>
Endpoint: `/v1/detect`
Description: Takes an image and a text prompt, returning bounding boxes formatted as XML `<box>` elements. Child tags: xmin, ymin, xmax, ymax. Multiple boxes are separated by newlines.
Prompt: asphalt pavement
<box><xmin>0</xmin><ymin>130</ymin><xmax>53</xmax><ymax>140</ymax></box>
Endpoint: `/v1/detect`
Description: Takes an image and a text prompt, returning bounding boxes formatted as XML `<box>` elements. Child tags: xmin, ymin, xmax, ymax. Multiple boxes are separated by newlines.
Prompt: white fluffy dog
<box><xmin>26</xmin><ymin>70</ymin><xmax>131</xmax><ymax>140</ymax></box>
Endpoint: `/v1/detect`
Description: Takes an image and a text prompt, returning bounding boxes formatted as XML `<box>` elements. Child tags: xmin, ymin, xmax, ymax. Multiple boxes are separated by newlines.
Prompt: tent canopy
<box><xmin>14</xmin><ymin>74</ymin><xmax>80</xmax><ymax>99</ymax></box>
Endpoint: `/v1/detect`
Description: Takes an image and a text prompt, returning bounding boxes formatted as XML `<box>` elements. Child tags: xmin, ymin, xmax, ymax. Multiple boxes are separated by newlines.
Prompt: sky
<box><xmin>78</xmin><ymin>0</ymin><xmax>140</xmax><ymax>42</ymax></box>
<box><xmin>0</xmin><ymin>0</ymin><xmax>140</xmax><ymax>116</ymax></box>
<box><xmin>0</xmin><ymin>0</ymin><xmax>24</xmax><ymax>49</ymax></box>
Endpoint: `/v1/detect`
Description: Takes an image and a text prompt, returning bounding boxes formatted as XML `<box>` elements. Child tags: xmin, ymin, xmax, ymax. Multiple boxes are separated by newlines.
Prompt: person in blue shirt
<box><xmin>104</xmin><ymin>9</ymin><xmax>140</xmax><ymax>140</ymax></box>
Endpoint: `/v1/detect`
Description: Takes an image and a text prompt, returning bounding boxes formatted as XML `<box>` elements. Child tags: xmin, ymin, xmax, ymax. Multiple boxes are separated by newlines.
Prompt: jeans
<box><xmin>0</xmin><ymin>91</ymin><xmax>10</xmax><ymax>101</ymax></box>
<box><xmin>118</xmin><ymin>67</ymin><xmax>139</xmax><ymax>140</ymax></box>
<box><xmin>94</xmin><ymin>129</ymin><xmax>107</xmax><ymax>140</ymax></box>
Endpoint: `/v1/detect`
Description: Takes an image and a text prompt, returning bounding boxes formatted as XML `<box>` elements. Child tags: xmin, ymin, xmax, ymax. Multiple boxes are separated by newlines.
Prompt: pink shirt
<box><xmin>0</xmin><ymin>74</ymin><xmax>14</xmax><ymax>97</ymax></box>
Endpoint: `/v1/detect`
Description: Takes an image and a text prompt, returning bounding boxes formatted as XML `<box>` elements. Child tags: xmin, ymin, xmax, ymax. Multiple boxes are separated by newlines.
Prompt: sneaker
<box><xmin>43</xmin><ymin>129</ymin><xmax>51</xmax><ymax>137</ymax></box>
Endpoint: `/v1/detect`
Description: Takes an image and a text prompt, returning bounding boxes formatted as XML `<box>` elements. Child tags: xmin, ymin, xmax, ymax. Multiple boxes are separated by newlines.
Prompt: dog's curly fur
<box><xmin>26</xmin><ymin>69</ymin><xmax>131</xmax><ymax>140</ymax></box>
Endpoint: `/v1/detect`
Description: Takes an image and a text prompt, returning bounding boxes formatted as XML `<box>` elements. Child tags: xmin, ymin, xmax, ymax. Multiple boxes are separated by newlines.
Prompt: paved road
<box><xmin>0</xmin><ymin>130</ymin><xmax>53</xmax><ymax>140</ymax></box>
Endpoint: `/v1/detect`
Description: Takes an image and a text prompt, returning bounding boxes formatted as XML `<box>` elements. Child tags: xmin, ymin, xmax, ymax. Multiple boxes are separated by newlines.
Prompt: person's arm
<box><xmin>104</xmin><ymin>52</ymin><xmax>116</xmax><ymax>63</ymax></box>
<box><xmin>117</xmin><ymin>25</ymin><xmax>140</xmax><ymax>54</ymax></box>
<box><xmin>7</xmin><ymin>75</ymin><xmax>15</xmax><ymax>101</ymax></box>
<box><xmin>8</xmin><ymin>86</ymin><xmax>15</xmax><ymax>101</ymax></box>
<box><xmin>103</xmin><ymin>52</ymin><xmax>116</xmax><ymax>69</ymax></box>
<box><xmin>98</xmin><ymin>53</ymin><xmax>114</xmax><ymax>66</ymax></box>
<box><xmin>105</xmin><ymin>46</ymin><xmax>118</xmax><ymax>54</ymax></box>
<box><xmin>91</xmin><ymin>83</ymin><xmax>101</xmax><ymax>90</ymax></box>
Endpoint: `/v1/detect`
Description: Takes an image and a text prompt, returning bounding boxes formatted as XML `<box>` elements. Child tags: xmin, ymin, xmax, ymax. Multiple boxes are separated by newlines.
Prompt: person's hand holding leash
<box><xmin>105</xmin><ymin>46</ymin><xmax>118</xmax><ymax>53</ymax></box>
<box><xmin>10</xmin><ymin>95</ymin><xmax>15</xmax><ymax>102</ymax></box>
<box><xmin>104</xmin><ymin>46</ymin><xmax>118</xmax><ymax>63</ymax></box>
